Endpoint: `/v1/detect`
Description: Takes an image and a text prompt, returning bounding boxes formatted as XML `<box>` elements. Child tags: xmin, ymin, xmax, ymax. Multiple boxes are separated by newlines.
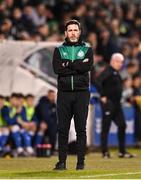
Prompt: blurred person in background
<box><xmin>35</xmin><ymin>90</ymin><xmax>57</xmax><ymax>155</ymax></box>
<box><xmin>10</xmin><ymin>7</ymin><xmax>24</xmax><ymax>39</ymax></box>
<box><xmin>30</xmin><ymin>3</ymin><xmax>46</xmax><ymax>27</ymax></box>
<box><xmin>87</xmin><ymin>32</ymin><xmax>97</xmax><ymax>51</ymax></box>
<box><xmin>2</xmin><ymin>93</ymin><xmax>25</xmax><ymax>156</ymax></box>
<box><xmin>16</xmin><ymin>93</ymin><xmax>35</xmax><ymax>156</ymax></box>
<box><xmin>121</xmin><ymin>43</ymin><xmax>132</xmax><ymax>66</ymax></box>
<box><xmin>0</xmin><ymin>18</ymin><xmax>13</xmax><ymax>39</ymax></box>
<box><xmin>96</xmin><ymin>28</ymin><xmax>120</xmax><ymax>64</ymax></box>
<box><xmin>22</xmin><ymin>5</ymin><xmax>35</xmax><ymax>34</ymax></box>
<box><xmin>15</xmin><ymin>94</ymin><xmax>37</xmax><ymax>154</ymax></box>
<box><xmin>126</xmin><ymin>61</ymin><xmax>140</xmax><ymax>78</ymax></box>
<box><xmin>24</xmin><ymin>94</ymin><xmax>37</xmax><ymax>137</ymax></box>
<box><xmin>36</xmin><ymin>24</ymin><xmax>49</xmax><ymax>41</ymax></box>
<box><xmin>17</xmin><ymin>30</ymin><xmax>31</xmax><ymax>41</ymax></box>
<box><xmin>95</xmin><ymin>53</ymin><xmax>134</xmax><ymax>158</ymax></box>
<box><xmin>0</xmin><ymin>95</ymin><xmax>10</xmax><ymax>156</ymax></box>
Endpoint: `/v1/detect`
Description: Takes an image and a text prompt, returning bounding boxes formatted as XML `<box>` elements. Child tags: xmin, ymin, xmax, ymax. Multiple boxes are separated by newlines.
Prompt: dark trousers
<box><xmin>57</xmin><ymin>90</ymin><xmax>90</xmax><ymax>164</ymax></box>
<box><xmin>101</xmin><ymin>100</ymin><xmax>126</xmax><ymax>154</ymax></box>
<box><xmin>47</xmin><ymin>120</ymin><xmax>57</xmax><ymax>152</ymax></box>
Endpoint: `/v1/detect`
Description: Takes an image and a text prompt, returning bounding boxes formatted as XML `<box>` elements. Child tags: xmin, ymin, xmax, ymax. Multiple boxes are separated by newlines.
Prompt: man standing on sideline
<box><xmin>95</xmin><ymin>53</ymin><xmax>134</xmax><ymax>158</ymax></box>
<box><xmin>53</xmin><ymin>19</ymin><xmax>93</xmax><ymax>170</ymax></box>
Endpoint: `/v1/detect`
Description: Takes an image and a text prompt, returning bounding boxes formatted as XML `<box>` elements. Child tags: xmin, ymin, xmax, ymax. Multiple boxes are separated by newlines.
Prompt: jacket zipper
<box><xmin>71</xmin><ymin>46</ymin><xmax>74</xmax><ymax>91</ymax></box>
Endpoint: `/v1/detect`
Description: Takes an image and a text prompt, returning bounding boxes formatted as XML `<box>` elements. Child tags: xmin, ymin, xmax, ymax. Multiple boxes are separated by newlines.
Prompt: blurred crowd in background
<box><xmin>0</xmin><ymin>90</ymin><xmax>57</xmax><ymax>157</ymax></box>
<box><xmin>0</xmin><ymin>0</ymin><xmax>141</xmax><ymax>157</ymax></box>
<box><xmin>0</xmin><ymin>0</ymin><xmax>141</xmax><ymax>79</ymax></box>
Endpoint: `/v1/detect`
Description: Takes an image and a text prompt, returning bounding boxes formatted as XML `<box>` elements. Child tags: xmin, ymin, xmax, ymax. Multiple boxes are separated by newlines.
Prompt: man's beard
<box><xmin>65</xmin><ymin>36</ymin><xmax>81</xmax><ymax>44</ymax></box>
<box><xmin>69</xmin><ymin>37</ymin><xmax>78</xmax><ymax>43</ymax></box>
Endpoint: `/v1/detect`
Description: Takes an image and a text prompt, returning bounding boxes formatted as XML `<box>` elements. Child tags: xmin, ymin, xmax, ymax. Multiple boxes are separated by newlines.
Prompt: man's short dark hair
<box><xmin>26</xmin><ymin>94</ymin><xmax>34</xmax><ymax>99</ymax></box>
<box><xmin>11</xmin><ymin>93</ymin><xmax>18</xmax><ymax>98</ymax></box>
<box><xmin>17</xmin><ymin>93</ymin><xmax>25</xmax><ymax>99</ymax></box>
<box><xmin>0</xmin><ymin>95</ymin><xmax>4</xmax><ymax>99</ymax></box>
<box><xmin>65</xmin><ymin>19</ymin><xmax>81</xmax><ymax>31</ymax></box>
<box><xmin>132</xmin><ymin>72</ymin><xmax>141</xmax><ymax>80</ymax></box>
<box><xmin>48</xmin><ymin>89</ymin><xmax>55</xmax><ymax>94</ymax></box>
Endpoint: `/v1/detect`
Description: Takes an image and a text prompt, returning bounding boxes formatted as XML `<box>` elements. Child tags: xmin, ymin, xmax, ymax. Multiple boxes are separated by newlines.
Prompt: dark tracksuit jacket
<box><xmin>95</xmin><ymin>65</ymin><xmax>126</xmax><ymax>154</ymax></box>
<box><xmin>35</xmin><ymin>96</ymin><xmax>57</xmax><ymax>150</ymax></box>
<box><xmin>53</xmin><ymin>39</ymin><xmax>93</xmax><ymax>163</ymax></box>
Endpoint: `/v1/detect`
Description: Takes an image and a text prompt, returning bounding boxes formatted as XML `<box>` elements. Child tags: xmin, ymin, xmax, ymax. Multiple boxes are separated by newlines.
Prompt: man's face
<box><xmin>10</xmin><ymin>97</ymin><xmax>18</xmax><ymax>107</ymax></box>
<box><xmin>112</xmin><ymin>59</ymin><xmax>124</xmax><ymax>71</ymax></box>
<box><xmin>26</xmin><ymin>97</ymin><xmax>34</xmax><ymax>106</ymax></box>
<box><xmin>48</xmin><ymin>92</ymin><xmax>56</xmax><ymax>103</ymax></box>
<box><xmin>65</xmin><ymin>24</ymin><xmax>81</xmax><ymax>43</ymax></box>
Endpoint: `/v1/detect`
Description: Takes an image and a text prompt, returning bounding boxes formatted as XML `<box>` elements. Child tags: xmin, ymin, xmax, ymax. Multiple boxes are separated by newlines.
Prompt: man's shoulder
<box><xmin>99</xmin><ymin>65</ymin><xmax>112</xmax><ymax>77</ymax></box>
<box><xmin>55</xmin><ymin>44</ymin><xmax>66</xmax><ymax>52</ymax></box>
<box><xmin>82</xmin><ymin>43</ymin><xmax>93</xmax><ymax>54</ymax></box>
<box><xmin>2</xmin><ymin>105</ymin><xmax>9</xmax><ymax>110</ymax></box>
<box><xmin>83</xmin><ymin>42</ymin><xmax>90</xmax><ymax>47</ymax></box>
<box><xmin>1</xmin><ymin>105</ymin><xmax>9</xmax><ymax>114</ymax></box>
<box><xmin>56</xmin><ymin>42</ymin><xmax>66</xmax><ymax>48</ymax></box>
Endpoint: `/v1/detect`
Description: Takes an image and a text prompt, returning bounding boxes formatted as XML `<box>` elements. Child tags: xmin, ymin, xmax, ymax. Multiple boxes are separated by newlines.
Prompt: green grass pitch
<box><xmin>0</xmin><ymin>148</ymin><xmax>141</xmax><ymax>179</ymax></box>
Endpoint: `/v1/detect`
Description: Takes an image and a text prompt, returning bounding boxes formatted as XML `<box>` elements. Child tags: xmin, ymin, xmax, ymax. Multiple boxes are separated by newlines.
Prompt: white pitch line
<box><xmin>80</xmin><ymin>171</ymin><xmax>141</xmax><ymax>178</ymax></box>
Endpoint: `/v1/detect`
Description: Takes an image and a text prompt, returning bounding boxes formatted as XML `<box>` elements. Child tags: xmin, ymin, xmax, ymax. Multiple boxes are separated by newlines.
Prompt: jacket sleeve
<box><xmin>18</xmin><ymin>107</ymin><xmax>27</xmax><ymax>122</ymax></box>
<box><xmin>52</xmin><ymin>47</ymin><xmax>77</xmax><ymax>75</ymax></box>
<box><xmin>1</xmin><ymin>106</ymin><xmax>15</xmax><ymax>125</ymax></box>
<box><xmin>67</xmin><ymin>48</ymin><xmax>94</xmax><ymax>74</ymax></box>
<box><xmin>94</xmin><ymin>67</ymin><xmax>111</xmax><ymax>97</ymax></box>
